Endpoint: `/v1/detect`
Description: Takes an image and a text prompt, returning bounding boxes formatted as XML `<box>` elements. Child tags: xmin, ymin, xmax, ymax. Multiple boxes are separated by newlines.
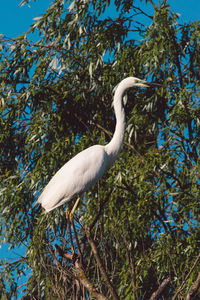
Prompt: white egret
<box><xmin>36</xmin><ymin>77</ymin><xmax>161</xmax><ymax>216</ymax></box>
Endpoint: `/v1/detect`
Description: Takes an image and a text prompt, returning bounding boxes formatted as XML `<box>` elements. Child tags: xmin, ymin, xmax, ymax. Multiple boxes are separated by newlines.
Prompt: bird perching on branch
<box><xmin>36</xmin><ymin>77</ymin><xmax>162</xmax><ymax>217</ymax></box>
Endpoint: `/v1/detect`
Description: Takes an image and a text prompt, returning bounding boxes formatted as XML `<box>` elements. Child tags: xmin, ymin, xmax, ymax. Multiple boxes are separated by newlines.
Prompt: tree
<box><xmin>0</xmin><ymin>0</ymin><xmax>199</xmax><ymax>299</ymax></box>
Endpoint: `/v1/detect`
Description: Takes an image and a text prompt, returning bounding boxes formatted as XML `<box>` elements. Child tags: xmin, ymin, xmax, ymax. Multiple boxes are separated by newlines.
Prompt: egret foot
<box><xmin>65</xmin><ymin>197</ymin><xmax>81</xmax><ymax>222</ymax></box>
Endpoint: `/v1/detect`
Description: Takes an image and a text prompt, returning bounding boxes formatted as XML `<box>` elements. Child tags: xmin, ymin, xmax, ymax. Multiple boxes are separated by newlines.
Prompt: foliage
<box><xmin>0</xmin><ymin>0</ymin><xmax>199</xmax><ymax>299</ymax></box>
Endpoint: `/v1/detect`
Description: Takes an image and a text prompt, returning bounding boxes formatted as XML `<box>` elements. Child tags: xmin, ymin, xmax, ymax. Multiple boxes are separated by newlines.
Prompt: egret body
<box><xmin>36</xmin><ymin>77</ymin><xmax>158</xmax><ymax>213</ymax></box>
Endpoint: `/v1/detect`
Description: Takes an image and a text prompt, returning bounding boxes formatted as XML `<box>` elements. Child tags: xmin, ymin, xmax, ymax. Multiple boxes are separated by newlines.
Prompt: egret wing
<box><xmin>37</xmin><ymin>145</ymin><xmax>107</xmax><ymax>212</ymax></box>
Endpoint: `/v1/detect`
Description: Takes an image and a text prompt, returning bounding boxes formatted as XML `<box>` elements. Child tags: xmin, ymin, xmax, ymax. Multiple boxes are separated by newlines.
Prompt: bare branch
<box><xmin>185</xmin><ymin>271</ymin><xmax>200</xmax><ymax>300</ymax></box>
<box><xmin>81</xmin><ymin>189</ymin><xmax>113</xmax><ymax>248</ymax></box>
<box><xmin>150</xmin><ymin>277</ymin><xmax>170</xmax><ymax>300</ymax></box>
<box><xmin>172</xmin><ymin>252</ymin><xmax>200</xmax><ymax>300</ymax></box>
<box><xmin>85</xmin><ymin>225</ymin><xmax>120</xmax><ymax>300</ymax></box>
<box><xmin>121</xmin><ymin>222</ymin><xmax>138</xmax><ymax>299</ymax></box>
<box><xmin>132</xmin><ymin>5</ymin><xmax>153</xmax><ymax>19</ymax></box>
<box><xmin>55</xmin><ymin>244</ymin><xmax>107</xmax><ymax>300</ymax></box>
<box><xmin>74</xmin><ymin>259</ymin><xmax>108</xmax><ymax>300</ymax></box>
<box><xmin>148</xmin><ymin>0</ymin><xmax>157</xmax><ymax>9</ymax></box>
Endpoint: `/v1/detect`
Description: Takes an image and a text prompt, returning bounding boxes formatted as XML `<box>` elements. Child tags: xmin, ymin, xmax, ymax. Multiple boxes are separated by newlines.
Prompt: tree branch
<box><xmin>85</xmin><ymin>226</ymin><xmax>120</xmax><ymax>300</ymax></box>
<box><xmin>148</xmin><ymin>0</ymin><xmax>157</xmax><ymax>9</ymax></box>
<box><xmin>150</xmin><ymin>277</ymin><xmax>170</xmax><ymax>300</ymax></box>
<box><xmin>172</xmin><ymin>252</ymin><xmax>200</xmax><ymax>300</ymax></box>
<box><xmin>185</xmin><ymin>271</ymin><xmax>200</xmax><ymax>300</ymax></box>
<box><xmin>81</xmin><ymin>189</ymin><xmax>113</xmax><ymax>247</ymax></box>
<box><xmin>55</xmin><ymin>244</ymin><xmax>107</xmax><ymax>300</ymax></box>
<box><xmin>74</xmin><ymin>259</ymin><xmax>108</xmax><ymax>300</ymax></box>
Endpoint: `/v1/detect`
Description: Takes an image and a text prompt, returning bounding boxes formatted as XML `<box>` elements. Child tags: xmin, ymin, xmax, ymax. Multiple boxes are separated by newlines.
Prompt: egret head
<box><xmin>119</xmin><ymin>77</ymin><xmax>163</xmax><ymax>89</ymax></box>
<box><xmin>113</xmin><ymin>77</ymin><xmax>163</xmax><ymax>104</ymax></box>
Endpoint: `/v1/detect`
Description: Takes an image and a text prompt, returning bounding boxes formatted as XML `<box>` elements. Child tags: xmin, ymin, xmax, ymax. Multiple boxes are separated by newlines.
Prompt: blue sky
<box><xmin>0</xmin><ymin>0</ymin><xmax>52</xmax><ymax>37</ymax></box>
<box><xmin>0</xmin><ymin>0</ymin><xmax>200</xmax><ymax>38</ymax></box>
<box><xmin>0</xmin><ymin>0</ymin><xmax>199</xmax><ymax>297</ymax></box>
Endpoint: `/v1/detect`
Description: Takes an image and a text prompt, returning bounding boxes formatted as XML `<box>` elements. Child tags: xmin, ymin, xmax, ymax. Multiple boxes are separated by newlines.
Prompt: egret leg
<box><xmin>65</xmin><ymin>197</ymin><xmax>81</xmax><ymax>221</ymax></box>
<box><xmin>69</xmin><ymin>197</ymin><xmax>81</xmax><ymax>221</ymax></box>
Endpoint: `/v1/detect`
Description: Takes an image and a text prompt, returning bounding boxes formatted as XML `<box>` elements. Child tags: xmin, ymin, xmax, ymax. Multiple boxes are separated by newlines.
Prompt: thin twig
<box><xmin>185</xmin><ymin>271</ymin><xmax>200</xmax><ymax>300</ymax></box>
<box><xmin>85</xmin><ymin>225</ymin><xmax>120</xmax><ymax>300</ymax></box>
<box><xmin>172</xmin><ymin>252</ymin><xmax>200</xmax><ymax>300</ymax></box>
<box><xmin>71</xmin><ymin>218</ymin><xmax>83</xmax><ymax>264</ymax></box>
<box><xmin>132</xmin><ymin>5</ymin><xmax>153</xmax><ymax>19</ymax></box>
<box><xmin>55</xmin><ymin>244</ymin><xmax>107</xmax><ymax>300</ymax></box>
<box><xmin>148</xmin><ymin>0</ymin><xmax>157</xmax><ymax>9</ymax></box>
<box><xmin>89</xmin><ymin>189</ymin><xmax>113</xmax><ymax>232</ymax></box>
<box><xmin>121</xmin><ymin>222</ymin><xmax>138</xmax><ymax>299</ymax></box>
<box><xmin>81</xmin><ymin>189</ymin><xmax>113</xmax><ymax>247</ymax></box>
<box><xmin>68</xmin><ymin>219</ymin><xmax>76</xmax><ymax>256</ymax></box>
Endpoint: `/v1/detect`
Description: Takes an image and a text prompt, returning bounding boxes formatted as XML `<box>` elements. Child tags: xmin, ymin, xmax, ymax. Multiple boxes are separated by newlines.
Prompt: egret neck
<box><xmin>105</xmin><ymin>84</ymin><xmax>126</xmax><ymax>167</ymax></box>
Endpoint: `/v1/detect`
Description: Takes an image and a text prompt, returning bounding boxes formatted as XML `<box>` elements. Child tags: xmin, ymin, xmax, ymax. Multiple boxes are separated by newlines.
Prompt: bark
<box><xmin>185</xmin><ymin>271</ymin><xmax>200</xmax><ymax>300</ymax></box>
<box><xmin>150</xmin><ymin>277</ymin><xmax>170</xmax><ymax>300</ymax></box>
<box><xmin>172</xmin><ymin>252</ymin><xmax>200</xmax><ymax>300</ymax></box>
<box><xmin>74</xmin><ymin>259</ymin><xmax>108</xmax><ymax>300</ymax></box>
<box><xmin>85</xmin><ymin>226</ymin><xmax>120</xmax><ymax>300</ymax></box>
<box><xmin>55</xmin><ymin>244</ymin><xmax>107</xmax><ymax>300</ymax></box>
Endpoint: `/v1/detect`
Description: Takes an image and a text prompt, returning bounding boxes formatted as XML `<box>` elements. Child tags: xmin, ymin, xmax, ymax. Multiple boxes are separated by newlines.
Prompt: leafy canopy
<box><xmin>0</xmin><ymin>0</ymin><xmax>199</xmax><ymax>299</ymax></box>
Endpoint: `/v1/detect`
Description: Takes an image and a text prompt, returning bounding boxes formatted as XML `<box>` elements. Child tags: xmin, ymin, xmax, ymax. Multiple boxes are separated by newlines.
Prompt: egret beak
<box><xmin>139</xmin><ymin>80</ymin><xmax>164</xmax><ymax>88</ymax></box>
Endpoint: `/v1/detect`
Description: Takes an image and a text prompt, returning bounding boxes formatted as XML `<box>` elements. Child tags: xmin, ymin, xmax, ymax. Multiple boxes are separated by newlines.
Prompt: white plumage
<box><xmin>37</xmin><ymin>145</ymin><xmax>108</xmax><ymax>212</ymax></box>
<box><xmin>36</xmin><ymin>77</ymin><xmax>159</xmax><ymax>212</ymax></box>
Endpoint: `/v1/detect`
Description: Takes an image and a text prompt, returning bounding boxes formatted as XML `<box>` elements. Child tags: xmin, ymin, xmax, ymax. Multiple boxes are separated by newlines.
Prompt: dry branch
<box><xmin>150</xmin><ymin>277</ymin><xmax>170</xmax><ymax>300</ymax></box>
<box><xmin>185</xmin><ymin>271</ymin><xmax>200</xmax><ymax>300</ymax></box>
<box><xmin>85</xmin><ymin>225</ymin><xmax>120</xmax><ymax>300</ymax></box>
<box><xmin>74</xmin><ymin>260</ymin><xmax>108</xmax><ymax>300</ymax></box>
<box><xmin>55</xmin><ymin>244</ymin><xmax>107</xmax><ymax>300</ymax></box>
<box><xmin>172</xmin><ymin>252</ymin><xmax>200</xmax><ymax>300</ymax></box>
